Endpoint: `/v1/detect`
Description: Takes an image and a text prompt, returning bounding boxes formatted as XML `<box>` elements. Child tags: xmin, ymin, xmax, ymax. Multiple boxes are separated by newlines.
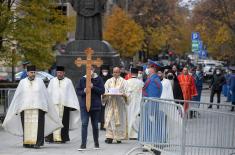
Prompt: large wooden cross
<box><xmin>74</xmin><ymin>48</ymin><xmax>103</xmax><ymax>112</ymax></box>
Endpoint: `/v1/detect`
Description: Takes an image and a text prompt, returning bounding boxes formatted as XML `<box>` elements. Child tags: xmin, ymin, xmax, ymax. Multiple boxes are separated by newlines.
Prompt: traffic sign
<box><xmin>192</xmin><ymin>40</ymin><xmax>199</xmax><ymax>53</ymax></box>
<box><xmin>192</xmin><ymin>32</ymin><xmax>200</xmax><ymax>40</ymax></box>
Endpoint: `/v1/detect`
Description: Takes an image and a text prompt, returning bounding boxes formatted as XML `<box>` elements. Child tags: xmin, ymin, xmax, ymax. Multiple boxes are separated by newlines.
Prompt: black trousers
<box><xmin>20</xmin><ymin>110</ymin><xmax>45</xmax><ymax>147</ymax></box>
<box><xmin>210</xmin><ymin>89</ymin><xmax>221</xmax><ymax>103</ymax></box>
<box><xmin>46</xmin><ymin>106</ymin><xmax>73</xmax><ymax>143</ymax></box>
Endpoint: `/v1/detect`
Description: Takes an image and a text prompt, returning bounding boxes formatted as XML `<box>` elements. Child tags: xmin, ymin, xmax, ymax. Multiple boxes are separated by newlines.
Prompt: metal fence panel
<box><xmin>128</xmin><ymin>97</ymin><xmax>235</xmax><ymax>155</ymax></box>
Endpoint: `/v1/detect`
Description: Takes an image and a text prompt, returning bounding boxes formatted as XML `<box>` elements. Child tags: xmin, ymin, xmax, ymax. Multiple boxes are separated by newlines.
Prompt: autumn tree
<box><xmin>103</xmin><ymin>6</ymin><xmax>144</xmax><ymax>58</ymax></box>
<box><xmin>128</xmin><ymin>0</ymin><xmax>191</xmax><ymax>57</ymax></box>
<box><xmin>192</xmin><ymin>0</ymin><xmax>235</xmax><ymax>63</ymax></box>
<box><xmin>0</xmin><ymin>0</ymin><xmax>70</xmax><ymax>69</ymax></box>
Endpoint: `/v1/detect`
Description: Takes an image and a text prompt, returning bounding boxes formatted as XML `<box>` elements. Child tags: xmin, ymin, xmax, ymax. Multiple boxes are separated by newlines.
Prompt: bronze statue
<box><xmin>69</xmin><ymin>0</ymin><xmax>106</xmax><ymax>40</ymax></box>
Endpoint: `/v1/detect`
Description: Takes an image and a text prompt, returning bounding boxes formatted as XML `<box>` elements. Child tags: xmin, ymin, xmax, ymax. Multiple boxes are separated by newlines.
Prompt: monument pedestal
<box><xmin>56</xmin><ymin>40</ymin><xmax>120</xmax><ymax>84</ymax></box>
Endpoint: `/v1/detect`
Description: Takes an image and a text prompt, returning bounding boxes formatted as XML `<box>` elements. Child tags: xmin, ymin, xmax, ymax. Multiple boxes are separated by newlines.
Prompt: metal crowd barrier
<box><xmin>127</xmin><ymin>97</ymin><xmax>235</xmax><ymax>155</ymax></box>
<box><xmin>0</xmin><ymin>88</ymin><xmax>16</xmax><ymax>123</ymax></box>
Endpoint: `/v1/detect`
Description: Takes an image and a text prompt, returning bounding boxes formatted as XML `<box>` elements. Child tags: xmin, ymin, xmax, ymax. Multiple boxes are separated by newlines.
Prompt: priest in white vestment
<box><xmin>46</xmin><ymin>66</ymin><xmax>80</xmax><ymax>143</ymax></box>
<box><xmin>2</xmin><ymin>65</ymin><xmax>62</xmax><ymax>149</ymax></box>
<box><xmin>126</xmin><ymin>68</ymin><xmax>144</xmax><ymax>139</ymax></box>
<box><xmin>103</xmin><ymin>67</ymin><xmax>128</xmax><ymax>144</ymax></box>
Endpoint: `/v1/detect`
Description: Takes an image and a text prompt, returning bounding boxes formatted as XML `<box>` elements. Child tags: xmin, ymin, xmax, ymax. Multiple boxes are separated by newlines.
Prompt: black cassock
<box><xmin>45</xmin><ymin>107</ymin><xmax>75</xmax><ymax>143</ymax></box>
<box><xmin>20</xmin><ymin>110</ymin><xmax>45</xmax><ymax>148</ymax></box>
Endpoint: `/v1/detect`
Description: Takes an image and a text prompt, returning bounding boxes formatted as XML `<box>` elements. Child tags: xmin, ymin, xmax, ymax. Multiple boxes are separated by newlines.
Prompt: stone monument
<box><xmin>56</xmin><ymin>0</ymin><xmax>120</xmax><ymax>84</ymax></box>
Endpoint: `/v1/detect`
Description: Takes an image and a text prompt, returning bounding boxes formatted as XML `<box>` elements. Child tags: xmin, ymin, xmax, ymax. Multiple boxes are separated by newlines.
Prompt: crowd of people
<box><xmin>2</xmin><ymin>59</ymin><xmax>235</xmax><ymax>151</ymax></box>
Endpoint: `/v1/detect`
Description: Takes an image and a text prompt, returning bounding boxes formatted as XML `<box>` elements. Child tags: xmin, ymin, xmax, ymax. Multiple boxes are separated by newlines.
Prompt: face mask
<box><xmin>138</xmin><ymin>73</ymin><xmax>143</xmax><ymax>79</ymax></box>
<box><xmin>196</xmin><ymin>71</ymin><xmax>200</xmax><ymax>75</ymax></box>
<box><xmin>145</xmin><ymin>68</ymin><xmax>150</xmax><ymax>75</ymax></box>
<box><xmin>102</xmin><ymin>71</ymin><xmax>108</xmax><ymax>76</ymax></box>
<box><xmin>216</xmin><ymin>71</ymin><xmax>220</xmax><ymax>75</ymax></box>
<box><xmin>167</xmin><ymin>75</ymin><xmax>174</xmax><ymax>80</ymax></box>
<box><xmin>91</xmin><ymin>70</ymin><xmax>94</xmax><ymax>75</ymax></box>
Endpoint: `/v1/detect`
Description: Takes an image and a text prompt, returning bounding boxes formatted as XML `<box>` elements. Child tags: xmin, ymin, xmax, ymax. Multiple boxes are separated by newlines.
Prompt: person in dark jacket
<box><xmin>192</xmin><ymin>66</ymin><xmax>204</xmax><ymax>103</ymax></box>
<box><xmin>230</xmin><ymin>68</ymin><xmax>235</xmax><ymax>111</ymax></box>
<box><xmin>208</xmin><ymin>68</ymin><xmax>226</xmax><ymax>109</ymax></box>
<box><xmin>99</xmin><ymin>64</ymin><xmax>112</xmax><ymax>130</ymax></box>
<box><xmin>76</xmin><ymin>66</ymin><xmax>105</xmax><ymax>149</ymax></box>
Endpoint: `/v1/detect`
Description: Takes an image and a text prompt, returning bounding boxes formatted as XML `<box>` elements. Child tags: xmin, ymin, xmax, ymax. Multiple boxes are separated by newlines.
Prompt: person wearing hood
<box><xmin>76</xmin><ymin>65</ymin><xmax>105</xmax><ymax>149</ymax></box>
<box><xmin>208</xmin><ymin>68</ymin><xmax>226</xmax><ymax>109</ymax></box>
<box><xmin>165</xmin><ymin>69</ymin><xmax>184</xmax><ymax>103</ymax></box>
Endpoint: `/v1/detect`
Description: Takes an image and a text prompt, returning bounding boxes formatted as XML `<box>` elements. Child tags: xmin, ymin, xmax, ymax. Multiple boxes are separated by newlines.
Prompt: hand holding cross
<box><xmin>75</xmin><ymin>48</ymin><xmax>103</xmax><ymax>112</ymax></box>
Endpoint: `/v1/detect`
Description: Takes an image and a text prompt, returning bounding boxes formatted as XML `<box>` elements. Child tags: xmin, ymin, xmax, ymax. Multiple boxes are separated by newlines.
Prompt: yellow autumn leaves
<box><xmin>103</xmin><ymin>7</ymin><xmax>144</xmax><ymax>58</ymax></box>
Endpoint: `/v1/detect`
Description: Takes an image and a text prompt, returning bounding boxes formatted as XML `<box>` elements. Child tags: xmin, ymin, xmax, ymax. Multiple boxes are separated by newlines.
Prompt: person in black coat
<box><xmin>208</xmin><ymin>68</ymin><xmax>226</xmax><ymax>109</ymax></box>
<box><xmin>99</xmin><ymin>64</ymin><xmax>112</xmax><ymax>130</ymax></box>
<box><xmin>165</xmin><ymin>69</ymin><xmax>184</xmax><ymax>103</ymax></box>
<box><xmin>76</xmin><ymin>66</ymin><xmax>105</xmax><ymax>149</ymax></box>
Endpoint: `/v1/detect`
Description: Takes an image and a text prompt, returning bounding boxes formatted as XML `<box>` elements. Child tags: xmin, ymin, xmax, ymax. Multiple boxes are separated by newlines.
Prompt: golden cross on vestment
<box><xmin>74</xmin><ymin>48</ymin><xmax>103</xmax><ymax>112</ymax></box>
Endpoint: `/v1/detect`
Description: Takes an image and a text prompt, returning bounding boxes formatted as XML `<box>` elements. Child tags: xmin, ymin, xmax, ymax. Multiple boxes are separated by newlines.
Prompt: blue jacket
<box><xmin>20</xmin><ymin>70</ymin><xmax>28</xmax><ymax>80</ymax></box>
<box><xmin>76</xmin><ymin>75</ymin><xmax>105</xmax><ymax>111</ymax></box>
<box><xmin>193</xmin><ymin>72</ymin><xmax>203</xmax><ymax>90</ymax></box>
<box><xmin>230</xmin><ymin>74</ymin><xmax>235</xmax><ymax>102</ymax></box>
<box><xmin>143</xmin><ymin>74</ymin><xmax>162</xmax><ymax>97</ymax></box>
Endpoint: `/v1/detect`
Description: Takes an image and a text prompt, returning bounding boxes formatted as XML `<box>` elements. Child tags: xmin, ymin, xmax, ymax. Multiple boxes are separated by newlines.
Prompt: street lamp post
<box><xmin>125</xmin><ymin>0</ymin><xmax>128</xmax><ymax>12</ymax></box>
<box><xmin>11</xmin><ymin>43</ymin><xmax>17</xmax><ymax>82</ymax></box>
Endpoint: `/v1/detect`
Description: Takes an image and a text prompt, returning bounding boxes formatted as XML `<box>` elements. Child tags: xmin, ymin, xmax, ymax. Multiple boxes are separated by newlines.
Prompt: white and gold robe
<box><xmin>47</xmin><ymin>77</ymin><xmax>80</xmax><ymax>142</ymax></box>
<box><xmin>3</xmin><ymin>78</ymin><xmax>62</xmax><ymax>146</ymax></box>
<box><xmin>126</xmin><ymin>77</ymin><xmax>144</xmax><ymax>139</ymax></box>
<box><xmin>104</xmin><ymin>76</ymin><xmax>128</xmax><ymax>140</ymax></box>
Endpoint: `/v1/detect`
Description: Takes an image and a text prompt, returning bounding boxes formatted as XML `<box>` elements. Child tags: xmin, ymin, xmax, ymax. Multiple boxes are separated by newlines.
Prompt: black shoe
<box><xmin>80</xmin><ymin>144</ymin><xmax>86</xmax><ymax>149</ymax></box>
<box><xmin>23</xmin><ymin>144</ymin><xmax>31</xmax><ymax>148</ymax></box>
<box><xmin>231</xmin><ymin>107</ymin><xmax>235</xmax><ymax>112</ymax></box>
<box><xmin>100</xmin><ymin>127</ymin><xmax>106</xmax><ymax>131</ymax></box>
<box><xmin>129</xmin><ymin>138</ymin><xmax>137</xmax><ymax>140</ymax></box>
<box><xmin>151</xmin><ymin>149</ymin><xmax>161</xmax><ymax>155</ymax></box>
<box><xmin>208</xmin><ymin>105</ymin><xmax>212</xmax><ymax>109</ymax></box>
<box><xmin>116</xmin><ymin>140</ymin><xmax>122</xmax><ymax>144</ymax></box>
<box><xmin>217</xmin><ymin>105</ymin><xmax>220</xmax><ymax>109</ymax></box>
<box><xmin>100</xmin><ymin>123</ymin><xmax>106</xmax><ymax>131</ymax></box>
<box><xmin>143</xmin><ymin>148</ymin><xmax>148</xmax><ymax>152</ymax></box>
<box><xmin>105</xmin><ymin>138</ymin><xmax>113</xmax><ymax>144</ymax></box>
<box><xmin>95</xmin><ymin>142</ymin><xmax>99</xmax><ymax>148</ymax></box>
<box><xmin>34</xmin><ymin>145</ymin><xmax>40</xmax><ymax>149</ymax></box>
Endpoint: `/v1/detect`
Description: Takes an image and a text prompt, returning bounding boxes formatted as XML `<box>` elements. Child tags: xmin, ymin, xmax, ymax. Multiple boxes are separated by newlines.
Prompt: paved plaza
<box><xmin>0</xmin><ymin>88</ymin><xmax>234</xmax><ymax>155</ymax></box>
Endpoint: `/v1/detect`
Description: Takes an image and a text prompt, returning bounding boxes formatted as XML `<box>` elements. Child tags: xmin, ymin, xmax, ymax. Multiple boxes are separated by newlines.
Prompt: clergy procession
<box><xmin>1</xmin><ymin>0</ymin><xmax>235</xmax><ymax>154</ymax></box>
<box><xmin>1</xmin><ymin>58</ymin><xmax>235</xmax><ymax>154</ymax></box>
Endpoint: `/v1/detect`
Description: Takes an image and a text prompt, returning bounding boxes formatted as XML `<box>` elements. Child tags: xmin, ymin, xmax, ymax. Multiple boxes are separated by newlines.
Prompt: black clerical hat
<box><xmin>56</xmin><ymin>66</ymin><xmax>65</xmax><ymax>71</ymax></box>
<box><xmin>101</xmin><ymin>64</ymin><xmax>109</xmax><ymax>70</ymax></box>
<box><xmin>131</xmin><ymin>68</ymin><xmax>138</xmax><ymax>74</ymax></box>
<box><xmin>27</xmin><ymin>65</ymin><xmax>36</xmax><ymax>72</ymax></box>
<box><xmin>136</xmin><ymin>66</ymin><xmax>143</xmax><ymax>71</ymax></box>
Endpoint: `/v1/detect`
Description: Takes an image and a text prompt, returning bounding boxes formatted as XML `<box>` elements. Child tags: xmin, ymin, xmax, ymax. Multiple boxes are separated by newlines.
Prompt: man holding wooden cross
<box><xmin>76</xmin><ymin>48</ymin><xmax>105</xmax><ymax>150</ymax></box>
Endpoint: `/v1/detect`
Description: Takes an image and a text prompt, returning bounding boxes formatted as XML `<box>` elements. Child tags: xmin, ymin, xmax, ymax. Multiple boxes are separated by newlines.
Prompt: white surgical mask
<box><xmin>102</xmin><ymin>71</ymin><xmax>108</xmax><ymax>76</ymax></box>
<box><xmin>145</xmin><ymin>68</ymin><xmax>150</xmax><ymax>75</ymax></box>
<box><xmin>196</xmin><ymin>71</ymin><xmax>200</xmax><ymax>75</ymax></box>
<box><xmin>138</xmin><ymin>73</ymin><xmax>143</xmax><ymax>79</ymax></box>
<box><xmin>216</xmin><ymin>71</ymin><xmax>220</xmax><ymax>75</ymax></box>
